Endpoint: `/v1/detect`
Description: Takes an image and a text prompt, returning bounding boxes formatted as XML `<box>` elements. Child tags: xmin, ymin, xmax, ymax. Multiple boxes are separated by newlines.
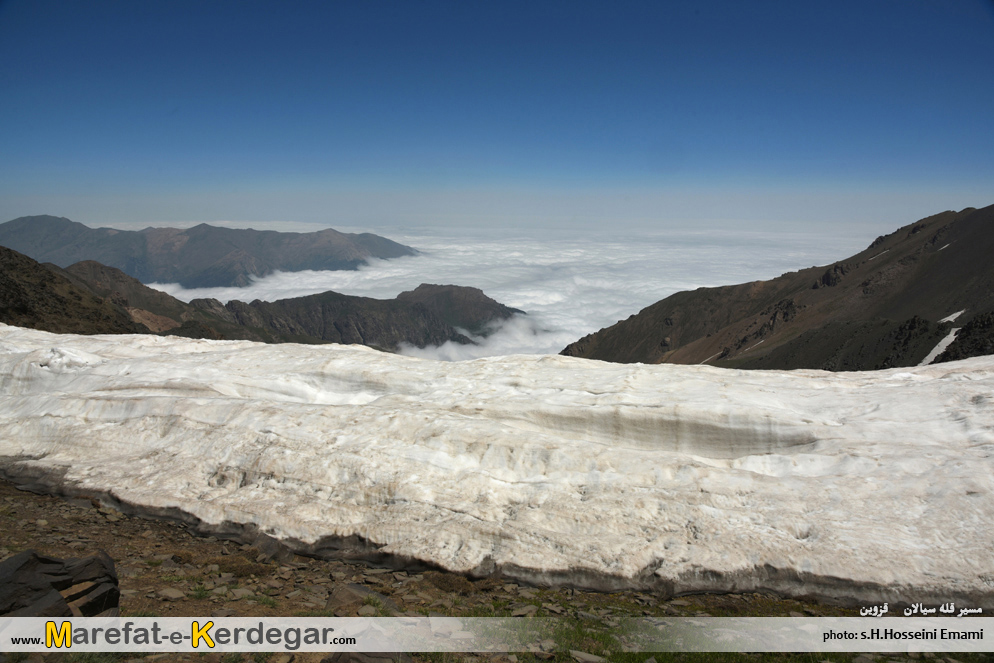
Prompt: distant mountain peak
<box><xmin>0</xmin><ymin>216</ymin><xmax>417</xmax><ymax>288</ymax></box>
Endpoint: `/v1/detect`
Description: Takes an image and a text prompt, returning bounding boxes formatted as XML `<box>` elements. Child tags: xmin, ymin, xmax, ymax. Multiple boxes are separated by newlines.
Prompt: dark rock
<box><xmin>868</xmin><ymin>232</ymin><xmax>893</xmax><ymax>250</ymax></box>
<box><xmin>820</xmin><ymin>269</ymin><xmax>839</xmax><ymax>287</ymax></box>
<box><xmin>0</xmin><ymin>549</ymin><xmax>119</xmax><ymax>617</ymax></box>
<box><xmin>936</xmin><ymin>310</ymin><xmax>994</xmax><ymax>363</ymax></box>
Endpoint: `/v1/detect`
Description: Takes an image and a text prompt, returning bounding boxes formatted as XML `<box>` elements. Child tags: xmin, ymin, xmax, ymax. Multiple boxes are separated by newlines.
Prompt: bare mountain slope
<box><xmin>0</xmin><ymin>247</ymin><xmax>149</xmax><ymax>336</ymax></box>
<box><xmin>0</xmin><ymin>244</ymin><xmax>523</xmax><ymax>352</ymax></box>
<box><xmin>0</xmin><ymin>216</ymin><xmax>417</xmax><ymax>288</ymax></box>
<box><xmin>395</xmin><ymin>283</ymin><xmax>524</xmax><ymax>335</ymax></box>
<box><xmin>58</xmin><ymin>260</ymin><xmax>521</xmax><ymax>352</ymax></box>
<box><xmin>562</xmin><ymin>204</ymin><xmax>994</xmax><ymax>370</ymax></box>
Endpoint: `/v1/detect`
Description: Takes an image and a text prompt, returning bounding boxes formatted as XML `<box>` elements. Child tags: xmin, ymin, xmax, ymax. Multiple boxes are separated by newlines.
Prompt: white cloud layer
<box><xmin>149</xmin><ymin>226</ymin><xmax>870</xmax><ymax>359</ymax></box>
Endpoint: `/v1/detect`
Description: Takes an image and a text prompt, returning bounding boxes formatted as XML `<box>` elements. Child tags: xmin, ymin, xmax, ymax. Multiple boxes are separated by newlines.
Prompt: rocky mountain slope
<box><xmin>395</xmin><ymin>284</ymin><xmax>524</xmax><ymax>336</ymax></box>
<box><xmin>0</xmin><ymin>248</ymin><xmax>521</xmax><ymax>352</ymax></box>
<box><xmin>0</xmin><ymin>246</ymin><xmax>149</xmax><ymax>336</ymax></box>
<box><xmin>562</xmin><ymin>204</ymin><xmax>994</xmax><ymax>370</ymax></box>
<box><xmin>192</xmin><ymin>285</ymin><xmax>519</xmax><ymax>350</ymax></box>
<box><xmin>0</xmin><ymin>215</ymin><xmax>417</xmax><ymax>288</ymax></box>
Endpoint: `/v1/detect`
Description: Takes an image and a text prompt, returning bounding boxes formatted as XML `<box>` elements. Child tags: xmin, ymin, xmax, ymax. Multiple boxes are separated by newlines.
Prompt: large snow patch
<box><xmin>1</xmin><ymin>324</ymin><xmax>993</xmax><ymax>605</ymax></box>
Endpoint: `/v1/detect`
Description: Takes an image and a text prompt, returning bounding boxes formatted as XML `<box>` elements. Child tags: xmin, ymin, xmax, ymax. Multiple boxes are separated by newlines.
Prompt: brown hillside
<box><xmin>0</xmin><ymin>246</ymin><xmax>149</xmax><ymax>336</ymax></box>
<box><xmin>562</xmin><ymin>204</ymin><xmax>994</xmax><ymax>371</ymax></box>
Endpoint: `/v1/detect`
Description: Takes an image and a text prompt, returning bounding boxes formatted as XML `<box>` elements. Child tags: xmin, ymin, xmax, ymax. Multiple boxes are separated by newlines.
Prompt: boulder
<box><xmin>0</xmin><ymin>550</ymin><xmax>119</xmax><ymax>617</ymax></box>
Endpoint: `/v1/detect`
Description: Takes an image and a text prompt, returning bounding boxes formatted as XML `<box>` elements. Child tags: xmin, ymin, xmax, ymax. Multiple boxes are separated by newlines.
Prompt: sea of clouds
<box><xmin>149</xmin><ymin>226</ymin><xmax>870</xmax><ymax>360</ymax></box>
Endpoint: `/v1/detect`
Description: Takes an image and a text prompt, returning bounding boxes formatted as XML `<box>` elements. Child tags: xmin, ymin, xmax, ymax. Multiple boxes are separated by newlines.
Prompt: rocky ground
<box><xmin>1</xmin><ymin>480</ymin><xmax>990</xmax><ymax>663</ymax></box>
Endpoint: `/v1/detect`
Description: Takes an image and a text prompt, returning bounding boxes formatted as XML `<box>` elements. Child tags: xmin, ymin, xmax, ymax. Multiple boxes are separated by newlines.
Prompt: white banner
<box><xmin>1</xmin><ymin>617</ymin><xmax>990</xmax><ymax>653</ymax></box>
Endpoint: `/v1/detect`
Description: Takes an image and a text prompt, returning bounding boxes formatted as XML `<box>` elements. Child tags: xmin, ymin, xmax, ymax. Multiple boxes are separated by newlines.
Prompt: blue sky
<box><xmin>1</xmin><ymin>0</ymin><xmax>992</xmax><ymax>230</ymax></box>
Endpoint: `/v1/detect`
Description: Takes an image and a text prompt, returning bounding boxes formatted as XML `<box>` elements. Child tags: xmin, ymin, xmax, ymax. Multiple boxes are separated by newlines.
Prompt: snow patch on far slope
<box><xmin>919</xmin><ymin>328</ymin><xmax>961</xmax><ymax>366</ymax></box>
<box><xmin>939</xmin><ymin>309</ymin><xmax>966</xmax><ymax>323</ymax></box>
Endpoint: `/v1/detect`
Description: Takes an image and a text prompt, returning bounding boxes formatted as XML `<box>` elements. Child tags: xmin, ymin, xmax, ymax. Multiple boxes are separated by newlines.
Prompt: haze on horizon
<box><xmin>1</xmin><ymin>0</ymin><xmax>992</xmax><ymax>234</ymax></box>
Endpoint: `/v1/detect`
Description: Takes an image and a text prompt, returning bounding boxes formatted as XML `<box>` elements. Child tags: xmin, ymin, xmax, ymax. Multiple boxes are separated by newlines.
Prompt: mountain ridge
<box><xmin>0</xmin><ymin>245</ymin><xmax>521</xmax><ymax>352</ymax></box>
<box><xmin>562</xmin><ymin>204</ymin><xmax>994</xmax><ymax>370</ymax></box>
<box><xmin>0</xmin><ymin>215</ymin><xmax>417</xmax><ymax>288</ymax></box>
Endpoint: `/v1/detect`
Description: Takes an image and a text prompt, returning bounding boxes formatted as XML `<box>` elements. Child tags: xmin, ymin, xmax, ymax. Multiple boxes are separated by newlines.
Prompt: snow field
<box><xmin>1</xmin><ymin>323</ymin><xmax>992</xmax><ymax>604</ymax></box>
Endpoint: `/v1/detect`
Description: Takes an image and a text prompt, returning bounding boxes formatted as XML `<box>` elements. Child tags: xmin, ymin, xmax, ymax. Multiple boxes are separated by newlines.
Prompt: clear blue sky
<box><xmin>1</xmin><ymin>0</ymin><xmax>992</xmax><ymax>230</ymax></box>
